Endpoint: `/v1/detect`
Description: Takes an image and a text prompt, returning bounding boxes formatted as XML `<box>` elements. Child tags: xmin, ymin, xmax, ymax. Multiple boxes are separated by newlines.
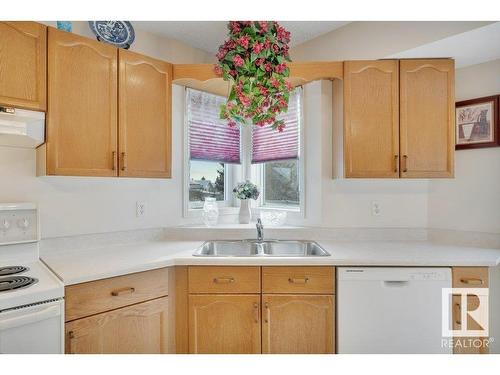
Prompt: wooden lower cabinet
<box><xmin>262</xmin><ymin>294</ymin><xmax>335</xmax><ymax>354</ymax></box>
<box><xmin>188</xmin><ymin>294</ymin><xmax>261</xmax><ymax>354</ymax></box>
<box><xmin>451</xmin><ymin>267</ymin><xmax>489</xmax><ymax>354</ymax></box>
<box><xmin>65</xmin><ymin>297</ymin><xmax>169</xmax><ymax>354</ymax></box>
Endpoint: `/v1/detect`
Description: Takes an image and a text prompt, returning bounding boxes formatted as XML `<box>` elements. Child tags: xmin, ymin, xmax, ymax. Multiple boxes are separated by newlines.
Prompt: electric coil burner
<box><xmin>0</xmin><ymin>266</ymin><xmax>29</xmax><ymax>276</ymax></box>
<box><xmin>0</xmin><ymin>276</ymin><xmax>38</xmax><ymax>292</ymax></box>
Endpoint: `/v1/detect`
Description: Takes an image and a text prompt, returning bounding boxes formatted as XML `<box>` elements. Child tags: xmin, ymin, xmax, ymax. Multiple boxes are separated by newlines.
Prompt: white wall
<box><xmin>293</xmin><ymin>81</ymin><xmax>429</xmax><ymax>228</ymax></box>
<box><xmin>41</xmin><ymin>21</ymin><xmax>213</xmax><ymax>64</ymax></box>
<box><xmin>290</xmin><ymin>21</ymin><xmax>492</xmax><ymax>61</ymax></box>
<box><xmin>0</xmin><ymin>85</ymin><xmax>186</xmax><ymax>238</ymax></box>
<box><xmin>428</xmin><ymin>59</ymin><xmax>500</xmax><ymax>234</ymax></box>
<box><xmin>0</xmin><ymin>23</ymin><xmax>212</xmax><ymax>239</ymax></box>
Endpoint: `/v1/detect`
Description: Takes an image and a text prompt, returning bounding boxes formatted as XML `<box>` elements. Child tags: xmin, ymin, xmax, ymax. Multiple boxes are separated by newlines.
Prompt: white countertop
<box><xmin>40</xmin><ymin>239</ymin><xmax>500</xmax><ymax>285</ymax></box>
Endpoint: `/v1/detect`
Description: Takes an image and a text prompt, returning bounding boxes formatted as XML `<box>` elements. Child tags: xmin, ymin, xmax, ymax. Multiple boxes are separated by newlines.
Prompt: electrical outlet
<box><xmin>371</xmin><ymin>201</ymin><xmax>381</xmax><ymax>216</ymax></box>
<box><xmin>136</xmin><ymin>201</ymin><xmax>146</xmax><ymax>218</ymax></box>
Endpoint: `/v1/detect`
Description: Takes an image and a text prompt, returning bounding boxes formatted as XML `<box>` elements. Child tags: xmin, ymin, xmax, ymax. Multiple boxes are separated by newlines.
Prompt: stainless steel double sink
<box><xmin>193</xmin><ymin>240</ymin><xmax>330</xmax><ymax>257</ymax></box>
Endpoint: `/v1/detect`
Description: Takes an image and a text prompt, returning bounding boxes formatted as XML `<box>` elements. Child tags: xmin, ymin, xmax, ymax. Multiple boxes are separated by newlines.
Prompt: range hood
<box><xmin>0</xmin><ymin>106</ymin><xmax>45</xmax><ymax>148</ymax></box>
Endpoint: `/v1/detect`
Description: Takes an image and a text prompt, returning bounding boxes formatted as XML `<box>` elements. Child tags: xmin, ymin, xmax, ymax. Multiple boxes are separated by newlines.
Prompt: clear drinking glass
<box><xmin>202</xmin><ymin>197</ymin><xmax>219</xmax><ymax>227</ymax></box>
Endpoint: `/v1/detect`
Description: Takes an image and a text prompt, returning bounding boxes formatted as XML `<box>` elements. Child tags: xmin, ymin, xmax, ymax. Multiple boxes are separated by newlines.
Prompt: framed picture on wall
<box><xmin>455</xmin><ymin>95</ymin><xmax>499</xmax><ymax>150</ymax></box>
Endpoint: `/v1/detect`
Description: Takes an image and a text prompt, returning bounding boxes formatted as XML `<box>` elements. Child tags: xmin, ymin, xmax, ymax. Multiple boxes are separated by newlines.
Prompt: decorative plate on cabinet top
<box><xmin>88</xmin><ymin>21</ymin><xmax>135</xmax><ymax>49</ymax></box>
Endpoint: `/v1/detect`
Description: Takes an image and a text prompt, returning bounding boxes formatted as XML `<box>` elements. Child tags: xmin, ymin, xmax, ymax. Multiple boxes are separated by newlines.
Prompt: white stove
<box><xmin>0</xmin><ymin>203</ymin><xmax>64</xmax><ymax>354</ymax></box>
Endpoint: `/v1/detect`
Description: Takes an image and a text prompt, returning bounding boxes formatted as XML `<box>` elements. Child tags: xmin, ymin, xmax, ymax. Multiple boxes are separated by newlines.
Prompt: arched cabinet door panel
<box><xmin>0</xmin><ymin>22</ymin><xmax>47</xmax><ymax>110</ymax></box>
<box><xmin>188</xmin><ymin>294</ymin><xmax>261</xmax><ymax>354</ymax></box>
<box><xmin>46</xmin><ymin>27</ymin><xmax>118</xmax><ymax>176</ymax></box>
<box><xmin>118</xmin><ymin>49</ymin><xmax>172</xmax><ymax>178</ymax></box>
<box><xmin>343</xmin><ymin>60</ymin><xmax>400</xmax><ymax>178</ymax></box>
<box><xmin>262</xmin><ymin>294</ymin><xmax>335</xmax><ymax>354</ymax></box>
<box><xmin>400</xmin><ymin>59</ymin><xmax>455</xmax><ymax>178</ymax></box>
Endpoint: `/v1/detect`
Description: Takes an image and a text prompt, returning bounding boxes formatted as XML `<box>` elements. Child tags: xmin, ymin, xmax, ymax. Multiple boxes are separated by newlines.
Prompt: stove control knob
<box><xmin>1</xmin><ymin>219</ymin><xmax>10</xmax><ymax>231</ymax></box>
<box><xmin>17</xmin><ymin>218</ymin><xmax>30</xmax><ymax>230</ymax></box>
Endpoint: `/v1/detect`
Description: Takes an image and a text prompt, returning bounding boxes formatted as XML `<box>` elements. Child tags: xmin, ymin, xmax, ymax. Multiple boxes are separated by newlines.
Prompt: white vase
<box><xmin>239</xmin><ymin>199</ymin><xmax>251</xmax><ymax>224</ymax></box>
<box><xmin>202</xmin><ymin>197</ymin><xmax>219</xmax><ymax>227</ymax></box>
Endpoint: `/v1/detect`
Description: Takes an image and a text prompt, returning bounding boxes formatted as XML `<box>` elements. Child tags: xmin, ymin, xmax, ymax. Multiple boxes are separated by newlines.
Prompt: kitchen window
<box><xmin>184</xmin><ymin>87</ymin><xmax>303</xmax><ymax>214</ymax></box>
<box><xmin>185</xmin><ymin>88</ymin><xmax>241</xmax><ymax>210</ymax></box>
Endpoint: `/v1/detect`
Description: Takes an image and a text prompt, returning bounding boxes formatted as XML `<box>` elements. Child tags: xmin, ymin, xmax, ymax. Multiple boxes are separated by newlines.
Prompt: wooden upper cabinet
<box><xmin>262</xmin><ymin>295</ymin><xmax>334</xmax><ymax>354</ymax></box>
<box><xmin>46</xmin><ymin>27</ymin><xmax>118</xmax><ymax>176</ymax></box>
<box><xmin>118</xmin><ymin>50</ymin><xmax>172</xmax><ymax>178</ymax></box>
<box><xmin>344</xmin><ymin>60</ymin><xmax>399</xmax><ymax>178</ymax></box>
<box><xmin>188</xmin><ymin>294</ymin><xmax>261</xmax><ymax>354</ymax></box>
<box><xmin>0</xmin><ymin>22</ymin><xmax>46</xmax><ymax>110</ymax></box>
<box><xmin>399</xmin><ymin>59</ymin><xmax>455</xmax><ymax>178</ymax></box>
<box><xmin>65</xmin><ymin>297</ymin><xmax>169</xmax><ymax>354</ymax></box>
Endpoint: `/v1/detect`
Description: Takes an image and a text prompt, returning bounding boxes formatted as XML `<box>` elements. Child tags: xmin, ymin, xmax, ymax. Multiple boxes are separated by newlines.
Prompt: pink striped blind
<box><xmin>187</xmin><ymin>89</ymin><xmax>241</xmax><ymax>164</ymax></box>
<box><xmin>252</xmin><ymin>88</ymin><xmax>301</xmax><ymax>164</ymax></box>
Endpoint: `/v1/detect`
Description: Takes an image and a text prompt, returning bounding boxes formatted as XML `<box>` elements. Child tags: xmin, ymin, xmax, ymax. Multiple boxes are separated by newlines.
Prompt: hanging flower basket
<box><xmin>214</xmin><ymin>21</ymin><xmax>292</xmax><ymax>132</ymax></box>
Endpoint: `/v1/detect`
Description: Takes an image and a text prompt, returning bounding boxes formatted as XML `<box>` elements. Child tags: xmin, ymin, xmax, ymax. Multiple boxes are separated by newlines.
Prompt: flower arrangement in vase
<box><xmin>233</xmin><ymin>181</ymin><xmax>260</xmax><ymax>224</ymax></box>
<box><xmin>214</xmin><ymin>21</ymin><xmax>292</xmax><ymax>132</ymax></box>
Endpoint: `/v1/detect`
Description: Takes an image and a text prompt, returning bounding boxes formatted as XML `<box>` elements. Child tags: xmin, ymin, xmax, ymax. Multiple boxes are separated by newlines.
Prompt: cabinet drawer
<box><xmin>188</xmin><ymin>266</ymin><xmax>260</xmax><ymax>294</ymax></box>
<box><xmin>262</xmin><ymin>267</ymin><xmax>335</xmax><ymax>294</ymax></box>
<box><xmin>452</xmin><ymin>267</ymin><xmax>489</xmax><ymax>288</ymax></box>
<box><xmin>65</xmin><ymin>268</ymin><xmax>169</xmax><ymax>321</ymax></box>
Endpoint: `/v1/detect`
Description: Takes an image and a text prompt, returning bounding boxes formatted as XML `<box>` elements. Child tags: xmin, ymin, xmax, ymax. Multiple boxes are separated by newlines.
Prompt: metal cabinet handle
<box><xmin>288</xmin><ymin>277</ymin><xmax>309</xmax><ymax>284</ymax></box>
<box><xmin>112</xmin><ymin>151</ymin><xmax>117</xmax><ymax>171</ymax></box>
<box><xmin>253</xmin><ymin>302</ymin><xmax>259</xmax><ymax>323</ymax></box>
<box><xmin>402</xmin><ymin>155</ymin><xmax>408</xmax><ymax>173</ymax></box>
<box><xmin>394</xmin><ymin>155</ymin><xmax>399</xmax><ymax>173</ymax></box>
<box><xmin>111</xmin><ymin>287</ymin><xmax>135</xmax><ymax>296</ymax></box>
<box><xmin>460</xmin><ymin>278</ymin><xmax>484</xmax><ymax>286</ymax></box>
<box><xmin>121</xmin><ymin>152</ymin><xmax>127</xmax><ymax>171</ymax></box>
<box><xmin>454</xmin><ymin>302</ymin><xmax>461</xmax><ymax>325</ymax></box>
<box><xmin>213</xmin><ymin>277</ymin><xmax>235</xmax><ymax>284</ymax></box>
<box><xmin>68</xmin><ymin>330</ymin><xmax>75</xmax><ymax>354</ymax></box>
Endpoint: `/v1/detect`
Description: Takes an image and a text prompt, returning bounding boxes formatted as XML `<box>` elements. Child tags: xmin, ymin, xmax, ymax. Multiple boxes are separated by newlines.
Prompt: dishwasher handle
<box><xmin>383</xmin><ymin>280</ymin><xmax>410</xmax><ymax>287</ymax></box>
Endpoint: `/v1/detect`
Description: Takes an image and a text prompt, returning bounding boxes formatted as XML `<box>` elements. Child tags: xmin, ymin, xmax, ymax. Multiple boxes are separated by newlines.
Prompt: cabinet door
<box><xmin>452</xmin><ymin>295</ymin><xmax>489</xmax><ymax>354</ymax></box>
<box><xmin>188</xmin><ymin>294</ymin><xmax>261</xmax><ymax>354</ymax></box>
<box><xmin>262</xmin><ymin>294</ymin><xmax>334</xmax><ymax>354</ymax></box>
<box><xmin>47</xmin><ymin>27</ymin><xmax>118</xmax><ymax>176</ymax></box>
<box><xmin>343</xmin><ymin>60</ymin><xmax>399</xmax><ymax>178</ymax></box>
<box><xmin>65</xmin><ymin>297</ymin><xmax>169</xmax><ymax>354</ymax></box>
<box><xmin>0</xmin><ymin>22</ymin><xmax>46</xmax><ymax>110</ymax></box>
<box><xmin>400</xmin><ymin>59</ymin><xmax>455</xmax><ymax>178</ymax></box>
<box><xmin>118</xmin><ymin>49</ymin><xmax>172</xmax><ymax>178</ymax></box>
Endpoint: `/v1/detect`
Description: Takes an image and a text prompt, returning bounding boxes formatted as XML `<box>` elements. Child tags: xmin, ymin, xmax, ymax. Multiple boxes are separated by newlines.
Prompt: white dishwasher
<box><xmin>337</xmin><ymin>267</ymin><xmax>452</xmax><ymax>354</ymax></box>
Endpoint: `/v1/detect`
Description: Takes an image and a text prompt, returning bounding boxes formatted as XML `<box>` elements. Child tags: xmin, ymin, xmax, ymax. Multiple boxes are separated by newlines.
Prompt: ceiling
<box><xmin>388</xmin><ymin>22</ymin><xmax>500</xmax><ymax>68</ymax></box>
<box><xmin>133</xmin><ymin>21</ymin><xmax>350</xmax><ymax>53</ymax></box>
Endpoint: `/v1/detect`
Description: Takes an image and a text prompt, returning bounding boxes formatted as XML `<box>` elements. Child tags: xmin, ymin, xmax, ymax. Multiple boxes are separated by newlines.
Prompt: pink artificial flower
<box><xmin>272</xmin><ymin>44</ymin><xmax>280</xmax><ymax>53</ymax></box>
<box><xmin>255</xmin><ymin>58</ymin><xmax>264</xmax><ymax>66</ymax></box>
<box><xmin>229</xmin><ymin>69</ymin><xmax>237</xmax><ymax>77</ymax></box>
<box><xmin>270</xmin><ymin>77</ymin><xmax>280</xmax><ymax>88</ymax></box>
<box><xmin>277</xmin><ymin>123</ymin><xmax>285</xmax><ymax>132</ymax></box>
<box><xmin>239</xmin><ymin>94</ymin><xmax>251</xmax><ymax>107</ymax></box>
<box><xmin>263</xmin><ymin>38</ymin><xmax>271</xmax><ymax>49</ymax></box>
<box><xmin>274</xmin><ymin>63</ymin><xmax>287</xmax><ymax>74</ymax></box>
<box><xmin>258</xmin><ymin>86</ymin><xmax>269</xmax><ymax>96</ymax></box>
<box><xmin>213</xmin><ymin>64</ymin><xmax>222</xmax><ymax>75</ymax></box>
<box><xmin>252</xmin><ymin>42</ymin><xmax>264</xmax><ymax>54</ymax></box>
<box><xmin>258</xmin><ymin>21</ymin><xmax>268</xmax><ymax>34</ymax></box>
<box><xmin>228</xmin><ymin>120</ymin><xmax>237</xmax><ymax>128</ymax></box>
<box><xmin>276</xmin><ymin>24</ymin><xmax>291</xmax><ymax>44</ymax></box>
<box><xmin>229</xmin><ymin>21</ymin><xmax>241</xmax><ymax>33</ymax></box>
<box><xmin>237</xmin><ymin>35</ymin><xmax>250</xmax><ymax>49</ymax></box>
<box><xmin>233</xmin><ymin>55</ymin><xmax>244</xmax><ymax>67</ymax></box>
<box><xmin>264</xmin><ymin>63</ymin><xmax>272</xmax><ymax>72</ymax></box>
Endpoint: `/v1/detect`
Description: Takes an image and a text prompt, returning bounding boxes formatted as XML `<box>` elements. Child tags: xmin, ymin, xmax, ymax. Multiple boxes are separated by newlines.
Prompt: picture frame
<box><xmin>455</xmin><ymin>95</ymin><xmax>499</xmax><ymax>150</ymax></box>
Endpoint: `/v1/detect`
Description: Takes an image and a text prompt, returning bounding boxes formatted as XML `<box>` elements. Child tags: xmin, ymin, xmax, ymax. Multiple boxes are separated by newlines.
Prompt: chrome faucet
<box><xmin>256</xmin><ymin>218</ymin><xmax>264</xmax><ymax>242</ymax></box>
